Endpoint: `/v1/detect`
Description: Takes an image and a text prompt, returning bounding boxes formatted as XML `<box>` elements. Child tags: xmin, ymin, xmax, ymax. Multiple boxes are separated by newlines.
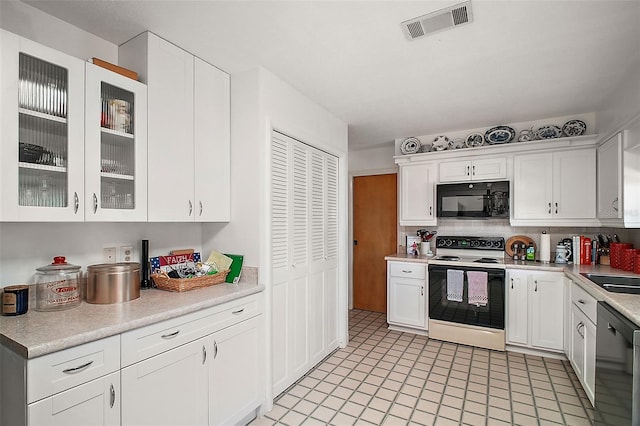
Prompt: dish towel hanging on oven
<box><xmin>467</xmin><ymin>270</ymin><xmax>488</xmax><ymax>306</ymax></box>
<box><xmin>446</xmin><ymin>269</ymin><xmax>464</xmax><ymax>302</ymax></box>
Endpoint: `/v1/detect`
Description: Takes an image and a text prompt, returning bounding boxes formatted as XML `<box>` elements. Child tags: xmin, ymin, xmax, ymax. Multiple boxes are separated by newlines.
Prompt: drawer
<box><xmin>572</xmin><ymin>283</ymin><xmax>597</xmax><ymax>324</ymax></box>
<box><xmin>389</xmin><ymin>262</ymin><xmax>425</xmax><ymax>279</ymax></box>
<box><xmin>121</xmin><ymin>292</ymin><xmax>263</xmax><ymax>367</ymax></box>
<box><xmin>27</xmin><ymin>335</ymin><xmax>120</xmax><ymax>404</ymax></box>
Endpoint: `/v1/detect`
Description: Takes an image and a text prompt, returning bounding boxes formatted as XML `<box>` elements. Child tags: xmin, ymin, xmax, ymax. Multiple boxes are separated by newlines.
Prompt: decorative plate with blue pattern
<box><xmin>484</xmin><ymin>125</ymin><xmax>515</xmax><ymax>144</ymax></box>
<box><xmin>535</xmin><ymin>125</ymin><xmax>563</xmax><ymax>139</ymax></box>
<box><xmin>562</xmin><ymin>120</ymin><xmax>587</xmax><ymax>137</ymax></box>
<box><xmin>400</xmin><ymin>137</ymin><xmax>421</xmax><ymax>154</ymax></box>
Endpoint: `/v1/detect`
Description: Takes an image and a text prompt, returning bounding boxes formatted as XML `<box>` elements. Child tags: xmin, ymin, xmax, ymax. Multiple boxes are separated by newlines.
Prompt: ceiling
<box><xmin>23</xmin><ymin>0</ymin><xmax>640</xmax><ymax>150</ymax></box>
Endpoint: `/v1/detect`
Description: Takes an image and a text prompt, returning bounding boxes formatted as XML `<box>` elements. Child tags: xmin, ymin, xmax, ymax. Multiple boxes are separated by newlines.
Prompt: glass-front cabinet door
<box><xmin>1</xmin><ymin>30</ymin><xmax>85</xmax><ymax>221</ymax></box>
<box><xmin>84</xmin><ymin>63</ymin><xmax>147</xmax><ymax>221</ymax></box>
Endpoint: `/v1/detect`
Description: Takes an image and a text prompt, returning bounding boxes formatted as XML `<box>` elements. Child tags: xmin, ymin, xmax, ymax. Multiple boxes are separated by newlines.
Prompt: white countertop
<box><xmin>1</xmin><ymin>279</ymin><xmax>264</xmax><ymax>359</ymax></box>
<box><xmin>386</xmin><ymin>253</ymin><xmax>640</xmax><ymax>327</ymax></box>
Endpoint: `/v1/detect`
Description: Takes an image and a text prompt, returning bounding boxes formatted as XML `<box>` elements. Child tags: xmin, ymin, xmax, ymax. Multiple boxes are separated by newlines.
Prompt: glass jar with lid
<box><xmin>35</xmin><ymin>256</ymin><xmax>81</xmax><ymax>311</ymax></box>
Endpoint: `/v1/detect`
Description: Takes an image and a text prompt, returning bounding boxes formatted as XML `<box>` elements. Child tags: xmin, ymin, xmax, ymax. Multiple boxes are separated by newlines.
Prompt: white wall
<box><xmin>0</xmin><ymin>1</ymin><xmax>117</xmax><ymax>63</ymax></box>
<box><xmin>349</xmin><ymin>144</ymin><xmax>396</xmax><ymax>176</ymax></box>
<box><xmin>201</xmin><ymin>67</ymin><xmax>348</xmax><ymax>268</ymax></box>
<box><xmin>0</xmin><ymin>222</ymin><xmax>202</xmax><ymax>286</ymax></box>
<box><xmin>596</xmin><ymin>56</ymin><xmax>640</xmax><ymax>140</ymax></box>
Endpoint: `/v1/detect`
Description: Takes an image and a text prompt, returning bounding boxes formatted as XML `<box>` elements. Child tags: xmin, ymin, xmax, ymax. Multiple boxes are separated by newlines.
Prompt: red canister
<box><xmin>620</xmin><ymin>248</ymin><xmax>640</xmax><ymax>271</ymax></box>
<box><xmin>635</xmin><ymin>254</ymin><xmax>640</xmax><ymax>274</ymax></box>
<box><xmin>610</xmin><ymin>243</ymin><xmax>633</xmax><ymax>269</ymax></box>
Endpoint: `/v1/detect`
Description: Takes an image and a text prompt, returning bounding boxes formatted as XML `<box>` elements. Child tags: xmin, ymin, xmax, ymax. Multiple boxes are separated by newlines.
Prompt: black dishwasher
<box><xmin>594</xmin><ymin>302</ymin><xmax>640</xmax><ymax>426</ymax></box>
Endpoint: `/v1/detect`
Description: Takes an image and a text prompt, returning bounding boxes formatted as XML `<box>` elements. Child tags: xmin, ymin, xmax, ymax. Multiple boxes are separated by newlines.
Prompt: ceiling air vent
<box><xmin>402</xmin><ymin>1</ymin><xmax>473</xmax><ymax>40</ymax></box>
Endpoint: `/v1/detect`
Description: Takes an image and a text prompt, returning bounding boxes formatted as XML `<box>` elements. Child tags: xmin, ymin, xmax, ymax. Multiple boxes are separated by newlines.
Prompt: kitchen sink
<box><xmin>580</xmin><ymin>273</ymin><xmax>640</xmax><ymax>294</ymax></box>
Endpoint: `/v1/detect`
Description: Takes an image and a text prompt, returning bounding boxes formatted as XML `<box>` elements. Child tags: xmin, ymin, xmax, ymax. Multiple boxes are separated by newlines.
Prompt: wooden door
<box><xmin>353</xmin><ymin>173</ymin><xmax>397</xmax><ymax>312</ymax></box>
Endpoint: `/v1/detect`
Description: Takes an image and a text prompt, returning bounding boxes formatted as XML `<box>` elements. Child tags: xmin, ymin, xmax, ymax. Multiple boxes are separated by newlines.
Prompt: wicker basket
<box><xmin>151</xmin><ymin>270</ymin><xmax>230</xmax><ymax>292</ymax></box>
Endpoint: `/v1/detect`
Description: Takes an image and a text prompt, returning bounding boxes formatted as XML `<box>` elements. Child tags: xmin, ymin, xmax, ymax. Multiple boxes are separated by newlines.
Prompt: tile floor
<box><xmin>253</xmin><ymin>310</ymin><xmax>593</xmax><ymax>425</ymax></box>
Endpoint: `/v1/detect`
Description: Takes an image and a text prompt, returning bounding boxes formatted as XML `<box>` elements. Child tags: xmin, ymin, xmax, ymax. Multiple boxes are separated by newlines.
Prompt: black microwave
<box><xmin>436</xmin><ymin>181</ymin><xmax>509</xmax><ymax>218</ymax></box>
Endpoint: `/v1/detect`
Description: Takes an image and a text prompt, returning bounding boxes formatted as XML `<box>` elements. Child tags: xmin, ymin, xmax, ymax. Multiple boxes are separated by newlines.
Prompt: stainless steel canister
<box><xmin>86</xmin><ymin>262</ymin><xmax>140</xmax><ymax>304</ymax></box>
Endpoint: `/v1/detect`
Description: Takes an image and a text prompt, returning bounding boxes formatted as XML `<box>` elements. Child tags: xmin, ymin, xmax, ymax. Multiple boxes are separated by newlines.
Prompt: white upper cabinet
<box><xmin>194</xmin><ymin>57</ymin><xmax>230</xmax><ymax>222</ymax></box>
<box><xmin>84</xmin><ymin>63</ymin><xmax>147</xmax><ymax>221</ymax></box>
<box><xmin>512</xmin><ymin>148</ymin><xmax>597</xmax><ymax>226</ymax></box>
<box><xmin>398</xmin><ymin>162</ymin><xmax>437</xmax><ymax>226</ymax></box>
<box><xmin>1</xmin><ymin>30</ymin><xmax>85</xmax><ymax>221</ymax></box>
<box><xmin>439</xmin><ymin>157</ymin><xmax>506</xmax><ymax>182</ymax></box>
<box><xmin>597</xmin><ymin>132</ymin><xmax>622</xmax><ymax>222</ymax></box>
<box><xmin>119</xmin><ymin>32</ymin><xmax>230</xmax><ymax>222</ymax></box>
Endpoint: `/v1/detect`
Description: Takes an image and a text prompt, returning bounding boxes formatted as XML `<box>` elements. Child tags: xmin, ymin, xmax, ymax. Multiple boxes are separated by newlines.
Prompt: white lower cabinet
<box><xmin>387</xmin><ymin>261</ymin><xmax>427</xmax><ymax>331</ymax></box>
<box><xmin>28</xmin><ymin>372</ymin><xmax>120</xmax><ymax>426</ymax></box>
<box><xmin>506</xmin><ymin>270</ymin><xmax>564</xmax><ymax>352</ymax></box>
<box><xmin>568</xmin><ymin>283</ymin><xmax>597</xmax><ymax>405</ymax></box>
<box><xmin>121</xmin><ymin>337</ymin><xmax>209</xmax><ymax>426</ymax></box>
<box><xmin>209</xmin><ymin>316</ymin><xmax>262</xmax><ymax>426</ymax></box>
<box><xmin>1</xmin><ymin>294</ymin><xmax>264</xmax><ymax>426</ymax></box>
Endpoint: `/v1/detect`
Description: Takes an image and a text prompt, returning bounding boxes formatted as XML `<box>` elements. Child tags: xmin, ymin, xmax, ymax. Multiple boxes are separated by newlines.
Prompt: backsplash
<box><xmin>0</xmin><ymin>223</ymin><xmax>203</xmax><ymax>287</ymax></box>
<box><xmin>400</xmin><ymin>219</ymin><xmax>638</xmax><ymax>258</ymax></box>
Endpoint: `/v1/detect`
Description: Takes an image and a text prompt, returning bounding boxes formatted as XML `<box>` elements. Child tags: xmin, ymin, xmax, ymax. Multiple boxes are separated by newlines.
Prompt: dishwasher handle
<box><xmin>598</xmin><ymin>301</ymin><xmax>638</xmax><ymax>345</ymax></box>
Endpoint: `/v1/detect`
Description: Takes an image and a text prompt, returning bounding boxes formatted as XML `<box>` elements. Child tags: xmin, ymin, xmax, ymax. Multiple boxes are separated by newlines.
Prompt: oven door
<box><xmin>428</xmin><ymin>264</ymin><xmax>505</xmax><ymax>329</ymax></box>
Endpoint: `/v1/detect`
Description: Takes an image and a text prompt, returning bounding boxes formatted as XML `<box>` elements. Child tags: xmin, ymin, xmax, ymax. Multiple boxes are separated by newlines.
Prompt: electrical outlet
<box><xmin>119</xmin><ymin>245</ymin><xmax>134</xmax><ymax>262</ymax></box>
<box><xmin>103</xmin><ymin>247</ymin><xmax>117</xmax><ymax>263</ymax></box>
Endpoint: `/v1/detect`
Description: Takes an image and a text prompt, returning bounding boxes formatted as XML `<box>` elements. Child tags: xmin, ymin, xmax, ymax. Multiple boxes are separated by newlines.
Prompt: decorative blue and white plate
<box><xmin>535</xmin><ymin>125</ymin><xmax>562</xmax><ymax>139</ymax></box>
<box><xmin>562</xmin><ymin>120</ymin><xmax>587</xmax><ymax>137</ymax></box>
<box><xmin>465</xmin><ymin>133</ymin><xmax>485</xmax><ymax>148</ymax></box>
<box><xmin>449</xmin><ymin>138</ymin><xmax>465</xmax><ymax>149</ymax></box>
<box><xmin>432</xmin><ymin>135</ymin><xmax>449</xmax><ymax>151</ymax></box>
<box><xmin>484</xmin><ymin>126</ymin><xmax>515</xmax><ymax>144</ymax></box>
<box><xmin>400</xmin><ymin>137</ymin><xmax>421</xmax><ymax>154</ymax></box>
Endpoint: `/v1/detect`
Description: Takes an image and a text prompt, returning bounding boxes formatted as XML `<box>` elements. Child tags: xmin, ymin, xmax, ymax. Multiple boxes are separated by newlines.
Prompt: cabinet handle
<box><xmin>109</xmin><ymin>384</ymin><xmax>115</xmax><ymax>408</ymax></box>
<box><xmin>576</xmin><ymin>322</ymin><xmax>585</xmax><ymax>338</ymax></box>
<box><xmin>472</xmin><ymin>165</ymin><xmax>475</xmax><ymax>176</ymax></box>
<box><xmin>555</xmin><ymin>202</ymin><xmax>558</xmax><ymax>214</ymax></box>
<box><xmin>202</xmin><ymin>345</ymin><xmax>207</xmax><ymax>364</ymax></box>
<box><xmin>510</xmin><ymin>278</ymin><xmax>514</xmax><ymax>289</ymax></box>
<box><xmin>612</xmin><ymin>197</ymin><xmax>619</xmax><ymax>212</ymax></box>
<box><xmin>214</xmin><ymin>341</ymin><xmax>218</xmax><ymax>359</ymax></box>
<box><xmin>73</xmin><ymin>192</ymin><xmax>79</xmax><ymax>214</ymax></box>
<box><xmin>421</xmin><ymin>286</ymin><xmax>424</xmax><ymax>296</ymax></box>
<box><xmin>188</xmin><ymin>200</ymin><xmax>193</xmax><ymax>216</ymax></box>
<box><xmin>534</xmin><ymin>280</ymin><xmax>538</xmax><ymax>292</ymax></box>
<box><xmin>401</xmin><ymin>270</ymin><xmax>412</xmax><ymax>273</ymax></box>
<box><xmin>62</xmin><ymin>360</ymin><xmax>93</xmax><ymax>374</ymax></box>
<box><xmin>161</xmin><ymin>330</ymin><xmax>180</xmax><ymax>339</ymax></box>
<box><xmin>429</xmin><ymin>205</ymin><xmax>432</xmax><ymax>216</ymax></box>
<box><xmin>548</xmin><ymin>202</ymin><xmax>551</xmax><ymax>214</ymax></box>
<box><xmin>466</xmin><ymin>165</ymin><xmax>470</xmax><ymax>176</ymax></box>
<box><xmin>93</xmin><ymin>193</ymin><xmax>98</xmax><ymax>214</ymax></box>
<box><xmin>577</xmin><ymin>299</ymin><xmax>586</xmax><ymax>304</ymax></box>
<box><xmin>232</xmin><ymin>308</ymin><xmax>245</xmax><ymax>315</ymax></box>
<box><xmin>199</xmin><ymin>200</ymin><xmax>203</xmax><ymax>216</ymax></box>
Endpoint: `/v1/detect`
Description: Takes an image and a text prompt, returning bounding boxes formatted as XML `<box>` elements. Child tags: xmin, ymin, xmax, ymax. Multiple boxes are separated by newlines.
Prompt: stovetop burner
<box><xmin>435</xmin><ymin>255</ymin><xmax>460</xmax><ymax>261</ymax></box>
<box><xmin>474</xmin><ymin>258</ymin><xmax>499</xmax><ymax>264</ymax></box>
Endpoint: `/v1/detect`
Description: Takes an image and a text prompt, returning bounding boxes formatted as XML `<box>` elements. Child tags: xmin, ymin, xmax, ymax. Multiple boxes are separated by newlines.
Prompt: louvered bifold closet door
<box><xmin>270</xmin><ymin>130</ymin><xmax>339</xmax><ymax>395</ymax></box>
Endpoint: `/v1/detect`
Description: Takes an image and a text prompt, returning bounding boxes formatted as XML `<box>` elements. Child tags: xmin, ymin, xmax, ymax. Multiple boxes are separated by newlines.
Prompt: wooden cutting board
<box><xmin>506</xmin><ymin>235</ymin><xmax>536</xmax><ymax>257</ymax></box>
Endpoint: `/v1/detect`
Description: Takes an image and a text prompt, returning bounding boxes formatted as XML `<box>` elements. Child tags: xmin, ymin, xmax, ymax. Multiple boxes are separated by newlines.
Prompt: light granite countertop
<box><xmin>385</xmin><ymin>253</ymin><xmax>640</xmax><ymax>327</ymax></box>
<box><xmin>1</xmin><ymin>271</ymin><xmax>264</xmax><ymax>359</ymax></box>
